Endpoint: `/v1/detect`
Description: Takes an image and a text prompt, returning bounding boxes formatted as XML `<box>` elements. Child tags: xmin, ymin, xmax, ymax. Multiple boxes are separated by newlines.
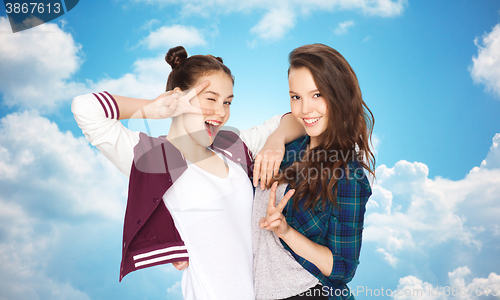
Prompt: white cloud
<box><xmin>90</xmin><ymin>54</ymin><xmax>172</xmax><ymax>99</ymax></box>
<box><xmin>376</xmin><ymin>247</ymin><xmax>399</xmax><ymax>267</ymax></box>
<box><xmin>0</xmin><ymin>110</ymin><xmax>128</xmax><ymax>298</ymax></box>
<box><xmin>166</xmin><ymin>281</ymin><xmax>183</xmax><ymax>299</ymax></box>
<box><xmin>139</xmin><ymin>24</ymin><xmax>207</xmax><ymax>50</ymax></box>
<box><xmin>0</xmin><ymin>110</ymin><xmax>126</xmax><ymax>220</ymax></box>
<box><xmin>480</xmin><ymin>133</ymin><xmax>500</xmax><ymax>169</ymax></box>
<box><xmin>355</xmin><ymin>0</ymin><xmax>407</xmax><ymax>17</ymax></box>
<box><xmin>364</xmin><ymin>133</ymin><xmax>500</xmax><ymax>266</ymax></box>
<box><xmin>0</xmin><ymin>17</ymin><xmax>86</xmax><ymax>110</ymax></box>
<box><xmin>471</xmin><ymin>23</ymin><xmax>500</xmax><ymax>99</ymax></box>
<box><xmin>334</xmin><ymin>20</ymin><xmax>355</xmax><ymax>35</ymax></box>
<box><xmin>393</xmin><ymin>266</ymin><xmax>500</xmax><ymax>299</ymax></box>
<box><xmin>129</xmin><ymin>0</ymin><xmax>407</xmax><ymax>41</ymax></box>
<box><xmin>391</xmin><ymin>275</ymin><xmax>444</xmax><ymax>299</ymax></box>
<box><xmin>250</xmin><ymin>6</ymin><xmax>296</xmax><ymax>41</ymax></box>
<box><xmin>140</xmin><ymin>18</ymin><xmax>161</xmax><ymax>30</ymax></box>
<box><xmin>0</xmin><ymin>17</ymin><xmax>198</xmax><ymax>111</ymax></box>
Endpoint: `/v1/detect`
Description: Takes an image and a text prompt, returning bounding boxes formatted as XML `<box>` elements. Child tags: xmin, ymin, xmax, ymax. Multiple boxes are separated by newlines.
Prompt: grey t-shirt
<box><xmin>252</xmin><ymin>183</ymin><xmax>319</xmax><ymax>300</ymax></box>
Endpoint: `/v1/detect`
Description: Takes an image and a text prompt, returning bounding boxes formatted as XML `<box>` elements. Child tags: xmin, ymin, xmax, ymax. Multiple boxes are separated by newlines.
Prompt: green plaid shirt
<box><xmin>280</xmin><ymin>136</ymin><xmax>372</xmax><ymax>300</ymax></box>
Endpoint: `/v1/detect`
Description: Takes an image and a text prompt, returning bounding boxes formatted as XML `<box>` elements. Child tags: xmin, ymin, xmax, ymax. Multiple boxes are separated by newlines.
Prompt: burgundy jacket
<box><xmin>119</xmin><ymin>131</ymin><xmax>253</xmax><ymax>281</ymax></box>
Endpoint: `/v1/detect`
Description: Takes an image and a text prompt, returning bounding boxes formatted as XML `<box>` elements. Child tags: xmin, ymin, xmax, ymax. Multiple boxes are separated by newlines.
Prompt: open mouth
<box><xmin>303</xmin><ymin>117</ymin><xmax>321</xmax><ymax>127</ymax></box>
<box><xmin>205</xmin><ymin>120</ymin><xmax>221</xmax><ymax>137</ymax></box>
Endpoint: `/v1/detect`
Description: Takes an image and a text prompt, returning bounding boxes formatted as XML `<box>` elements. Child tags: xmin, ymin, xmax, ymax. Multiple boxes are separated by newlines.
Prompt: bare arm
<box><xmin>253</xmin><ymin>113</ymin><xmax>305</xmax><ymax>189</ymax></box>
<box><xmin>270</xmin><ymin>113</ymin><xmax>305</xmax><ymax>144</ymax></box>
<box><xmin>278</xmin><ymin>226</ymin><xmax>333</xmax><ymax>276</ymax></box>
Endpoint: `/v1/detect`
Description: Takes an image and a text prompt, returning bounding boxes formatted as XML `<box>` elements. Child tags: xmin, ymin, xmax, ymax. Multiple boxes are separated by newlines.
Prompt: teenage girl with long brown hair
<box><xmin>253</xmin><ymin>43</ymin><xmax>375</xmax><ymax>300</ymax></box>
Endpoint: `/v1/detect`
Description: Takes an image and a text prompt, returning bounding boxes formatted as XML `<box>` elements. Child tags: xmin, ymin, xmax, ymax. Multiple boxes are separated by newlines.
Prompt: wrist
<box><xmin>269</xmin><ymin>131</ymin><xmax>287</xmax><ymax>144</ymax></box>
<box><xmin>278</xmin><ymin>224</ymin><xmax>294</xmax><ymax>241</ymax></box>
<box><xmin>144</xmin><ymin>99</ymin><xmax>160</xmax><ymax>119</ymax></box>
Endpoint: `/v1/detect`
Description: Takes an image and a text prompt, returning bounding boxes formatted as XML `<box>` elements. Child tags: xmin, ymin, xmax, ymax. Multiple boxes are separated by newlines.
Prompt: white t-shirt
<box><xmin>164</xmin><ymin>152</ymin><xmax>254</xmax><ymax>299</ymax></box>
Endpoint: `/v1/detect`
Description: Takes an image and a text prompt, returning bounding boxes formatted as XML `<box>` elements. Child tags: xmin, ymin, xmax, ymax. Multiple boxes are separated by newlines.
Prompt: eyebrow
<box><xmin>205</xmin><ymin>91</ymin><xmax>220</xmax><ymax>97</ymax></box>
<box><xmin>205</xmin><ymin>90</ymin><xmax>234</xmax><ymax>99</ymax></box>
<box><xmin>289</xmin><ymin>89</ymin><xmax>320</xmax><ymax>94</ymax></box>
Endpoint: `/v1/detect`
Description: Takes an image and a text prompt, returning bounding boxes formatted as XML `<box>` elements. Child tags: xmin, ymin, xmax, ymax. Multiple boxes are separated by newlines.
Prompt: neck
<box><xmin>166</xmin><ymin>116</ymin><xmax>213</xmax><ymax>162</ymax></box>
<box><xmin>309</xmin><ymin>136</ymin><xmax>319</xmax><ymax>149</ymax></box>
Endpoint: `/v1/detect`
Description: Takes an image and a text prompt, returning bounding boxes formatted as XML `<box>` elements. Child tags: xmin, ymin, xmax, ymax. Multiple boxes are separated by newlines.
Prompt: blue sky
<box><xmin>1</xmin><ymin>0</ymin><xmax>500</xmax><ymax>299</ymax></box>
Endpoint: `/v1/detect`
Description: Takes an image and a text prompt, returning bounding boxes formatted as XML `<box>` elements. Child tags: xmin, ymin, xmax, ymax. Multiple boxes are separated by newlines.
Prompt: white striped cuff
<box><xmin>133</xmin><ymin>245</ymin><xmax>188</xmax><ymax>268</ymax></box>
<box><xmin>92</xmin><ymin>91</ymin><xmax>120</xmax><ymax>120</ymax></box>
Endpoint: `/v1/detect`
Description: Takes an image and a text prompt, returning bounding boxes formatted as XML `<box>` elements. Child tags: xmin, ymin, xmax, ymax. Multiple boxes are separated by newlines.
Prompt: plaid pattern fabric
<box><xmin>280</xmin><ymin>136</ymin><xmax>372</xmax><ymax>300</ymax></box>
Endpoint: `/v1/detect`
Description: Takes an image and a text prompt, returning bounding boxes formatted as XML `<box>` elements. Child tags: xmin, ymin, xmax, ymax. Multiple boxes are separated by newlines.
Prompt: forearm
<box><xmin>281</xmin><ymin>227</ymin><xmax>333</xmax><ymax>276</ymax></box>
<box><xmin>271</xmin><ymin>113</ymin><xmax>305</xmax><ymax>144</ymax></box>
<box><xmin>113</xmin><ymin>95</ymin><xmax>156</xmax><ymax>120</ymax></box>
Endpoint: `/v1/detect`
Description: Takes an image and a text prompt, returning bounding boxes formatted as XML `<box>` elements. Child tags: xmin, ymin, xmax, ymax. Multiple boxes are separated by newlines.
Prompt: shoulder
<box><xmin>212</xmin><ymin>130</ymin><xmax>251</xmax><ymax>156</ymax></box>
<box><xmin>212</xmin><ymin>130</ymin><xmax>243</xmax><ymax>147</ymax></box>
<box><xmin>345</xmin><ymin>161</ymin><xmax>372</xmax><ymax>194</ymax></box>
<box><xmin>133</xmin><ymin>133</ymin><xmax>185</xmax><ymax>174</ymax></box>
<box><xmin>332</xmin><ymin>161</ymin><xmax>372</xmax><ymax>213</ymax></box>
<box><xmin>284</xmin><ymin>135</ymin><xmax>309</xmax><ymax>151</ymax></box>
<box><xmin>134</xmin><ymin>133</ymin><xmax>169</xmax><ymax>155</ymax></box>
<box><xmin>281</xmin><ymin>135</ymin><xmax>309</xmax><ymax>168</ymax></box>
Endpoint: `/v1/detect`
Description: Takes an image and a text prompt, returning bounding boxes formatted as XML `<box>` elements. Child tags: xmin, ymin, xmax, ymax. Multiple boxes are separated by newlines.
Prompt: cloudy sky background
<box><xmin>1</xmin><ymin>0</ymin><xmax>500</xmax><ymax>299</ymax></box>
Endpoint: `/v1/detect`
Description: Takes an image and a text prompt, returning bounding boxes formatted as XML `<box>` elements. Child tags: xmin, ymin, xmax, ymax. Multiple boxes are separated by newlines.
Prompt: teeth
<box><xmin>303</xmin><ymin>117</ymin><xmax>320</xmax><ymax>124</ymax></box>
<box><xmin>205</xmin><ymin>120</ymin><xmax>220</xmax><ymax>126</ymax></box>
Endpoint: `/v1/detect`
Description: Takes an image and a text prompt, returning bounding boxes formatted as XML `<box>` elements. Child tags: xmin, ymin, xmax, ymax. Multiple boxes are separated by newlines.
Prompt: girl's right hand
<box><xmin>154</xmin><ymin>80</ymin><xmax>213</xmax><ymax>118</ymax></box>
<box><xmin>253</xmin><ymin>138</ymin><xmax>285</xmax><ymax>190</ymax></box>
<box><xmin>259</xmin><ymin>182</ymin><xmax>295</xmax><ymax>239</ymax></box>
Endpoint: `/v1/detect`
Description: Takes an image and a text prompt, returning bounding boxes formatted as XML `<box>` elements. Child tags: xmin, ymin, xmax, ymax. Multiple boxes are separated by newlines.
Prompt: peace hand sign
<box><xmin>154</xmin><ymin>80</ymin><xmax>214</xmax><ymax>118</ymax></box>
<box><xmin>259</xmin><ymin>182</ymin><xmax>295</xmax><ymax>239</ymax></box>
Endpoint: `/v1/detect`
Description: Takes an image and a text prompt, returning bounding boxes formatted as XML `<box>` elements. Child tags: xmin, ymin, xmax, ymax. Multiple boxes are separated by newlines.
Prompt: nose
<box><xmin>214</xmin><ymin>101</ymin><xmax>226</xmax><ymax>118</ymax></box>
<box><xmin>301</xmin><ymin>98</ymin><xmax>313</xmax><ymax>115</ymax></box>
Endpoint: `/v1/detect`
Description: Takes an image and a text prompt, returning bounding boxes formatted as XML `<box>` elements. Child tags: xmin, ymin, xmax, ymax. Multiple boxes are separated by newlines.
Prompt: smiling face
<box><xmin>182</xmin><ymin>71</ymin><xmax>234</xmax><ymax>147</ymax></box>
<box><xmin>288</xmin><ymin>67</ymin><xmax>329</xmax><ymax>148</ymax></box>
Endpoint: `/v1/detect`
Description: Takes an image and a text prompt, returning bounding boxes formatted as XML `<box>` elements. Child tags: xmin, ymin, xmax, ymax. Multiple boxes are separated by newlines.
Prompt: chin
<box><xmin>305</xmin><ymin>129</ymin><xmax>321</xmax><ymax>137</ymax></box>
<box><xmin>305</xmin><ymin>128</ymin><xmax>327</xmax><ymax>141</ymax></box>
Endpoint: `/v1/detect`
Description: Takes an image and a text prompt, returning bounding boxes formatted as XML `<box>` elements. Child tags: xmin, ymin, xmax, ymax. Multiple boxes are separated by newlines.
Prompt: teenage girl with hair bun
<box><xmin>72</xmin><ymin>45</ymin><xmax>304</xmax><ymax>300</ymax></box>
<box><xmin>253</xmin><ymin>43</ymin><xmax>375</xmax><ymax>300</ymax></box>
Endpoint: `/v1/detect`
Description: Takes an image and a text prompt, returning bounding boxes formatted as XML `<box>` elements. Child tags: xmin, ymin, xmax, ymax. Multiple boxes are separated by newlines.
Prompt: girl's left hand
<box><xmin>259</xmin><ymin>182</ymin><xmax>295</xmax><ymax>239</ymax></box>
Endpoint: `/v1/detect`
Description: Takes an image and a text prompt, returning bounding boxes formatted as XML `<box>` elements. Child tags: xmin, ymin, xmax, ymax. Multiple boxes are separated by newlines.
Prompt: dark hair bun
<box><xmin>166</xmin><ymin>46</ymin><xmax>188</xmax><ymax>69</ymax></box>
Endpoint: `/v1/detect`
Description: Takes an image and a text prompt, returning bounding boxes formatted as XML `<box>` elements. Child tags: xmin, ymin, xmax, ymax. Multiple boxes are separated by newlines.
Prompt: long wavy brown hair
<box><xmin>274</xmin><ymin>44</ymin><xmax>375</xmax><ymax>210</ymax></box>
